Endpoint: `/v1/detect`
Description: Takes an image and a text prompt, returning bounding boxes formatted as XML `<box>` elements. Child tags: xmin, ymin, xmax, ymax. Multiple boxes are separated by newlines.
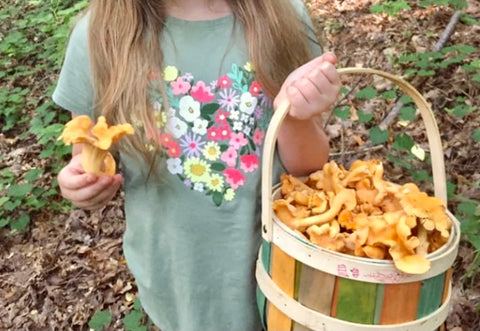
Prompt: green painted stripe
<box><xmin>417</xmin><ymin>273</ymin><xmax>445</xmax><ymax>318</ymax></box>
<box><xmin>259</xmin><ymin>240</ymin><xmax>271</xmax><ymax>329</ymax></box>
<box><xmin>256</xmin><ymin>287</ymin><xmax>267</xmax><ymax>329</ymax></box>
<box><xmin>294</xmin><ymin>261</ymin><xmax>302</xmax><ymax>300</ymax></box>
<box><xmin>261</xmin><ymin>239</ymin><xmax>272</xmax><ymax>274</ymax></box>
<box><xmin>335</xmin><ymin>278</ymin><xmax>378</xmax><ymax>324</ymax></box>
<box><xmin>373</xmin><ymin>283</ymin><xmax>385</xmax><ymax>324</ymax></box>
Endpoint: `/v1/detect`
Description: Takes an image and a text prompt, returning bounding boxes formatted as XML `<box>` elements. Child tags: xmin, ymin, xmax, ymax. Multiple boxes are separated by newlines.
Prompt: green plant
<box><xmin>0</xmin><ymin>0</ymin><xmax>88</xmax><ymax>229</ymax></box>
<box><xmin>370</xmin><ymin>1</ymin><xmax>411</xmax><ymax>16</ymax></box>
<box><xmin>88</xmin><ymin>310</ymin><xmax>113</xmax><ymax>331</ymax></box>
<box><xmin>122</xmin><ymin>298</ymin><xmax>153</xmax><ymax>331</ymax></box>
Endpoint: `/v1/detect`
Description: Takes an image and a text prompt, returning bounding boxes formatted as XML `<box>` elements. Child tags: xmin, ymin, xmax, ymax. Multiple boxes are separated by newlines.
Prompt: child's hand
<box><xmin>57</xmin><ymin>153</ymin><xmax>123</xmax><ymax>210</ymax></box>
<box><xmin>274</xmin><ymin>52</ymin><xmax>341</xmax><ymax>120</ymax></box>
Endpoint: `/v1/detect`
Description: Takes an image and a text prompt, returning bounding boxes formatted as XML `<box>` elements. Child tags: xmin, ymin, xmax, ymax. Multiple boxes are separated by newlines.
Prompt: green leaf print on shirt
<box><xmin>151</xmin><ymin>62</ymin><xmax>271</xmax><ymax>207</ymax></box>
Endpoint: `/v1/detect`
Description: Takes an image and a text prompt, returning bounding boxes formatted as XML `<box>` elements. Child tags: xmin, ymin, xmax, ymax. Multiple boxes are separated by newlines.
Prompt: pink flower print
<box><xmin>179</xmin><ymin>132</ymin><xmax>205</xmax><ymax>158</ymax></box>
<box><xmin>223</xmin><ymin>168</ymin><xmax>246</xmax><ymax>190</ymax></box>
<box><xmin>183</xmin><ymin>73</ymin><xmax>193</xmax><ymax>81</ymax></box>
<box><xmin>215</xmin><ymin>109</ymin><xmax>229</xmax><ymax>126</ymax></box>
<box><xmin>167</xmin><ymin>141</ymin><xmax>181</xmax><ymax>158</ymax></box>
<box><xmin>160</xmin><ymin>133</ymin><xmax>177</xmax><ymax>148</ymax></box>
<box><xmin>249</xmin><ymin>81</ymin><xmax>262</xmax><ymax>96</ymax></box>
<box><xmin>229</xmin><ymin>132</ymin><xmax>248</xmax><ymax>150</ymax></box>
<box><xmin>253</xmin><ymin>128</ymin><xmax>265</xmax><ymax>145</ymax></box>
<box><xmin>171</xmin><ymin>77</ymin><xmax>191</xmax><ymax>95</ymax></box>
<box><xmin>218</xmin><ymin>75</ymin><xmax>231</xmax><ymax>89</ymax></box>
<box><xmin>149</xmin><ymin>70</ymin><xmax>159</xmax><ymax>81</ymax></box>
<box><xmin>218</xmin><ymin>124</ymin><xmax>232</xmax><ymax>140</ymax></box>
<box><xmin>218</xmin><ymin>89</ymin><xmax>240</xmax><ymax>111</ymax></box>
<box><xmin>207</xmin><ymin>126</ymin><xmax>221</xmax><ymax>142</ymax></box>
<box><xmin>240</xmin><ymin>154</ymin><xmax>259</xmax><ymax>173</ymax></box>
<box><xmin>221</xmin><ymin>147</ymin><xmax>238</xmax><ymax>167</ymax></box>
<box><xmin>191</xmin><ymin>81</ymin><xmax>215</xmax><ymax>103</ymax></box>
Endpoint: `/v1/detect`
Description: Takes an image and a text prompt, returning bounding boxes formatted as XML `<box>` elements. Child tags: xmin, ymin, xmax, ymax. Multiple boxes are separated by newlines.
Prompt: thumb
<box><xmin>320</xmin><ymin>51</ymin><xmax>337</xmax><ymax>65</ymax></box>
<box><xmin>295</xmin><ymin>52</ymin><xmax>337</xmax><ymax>76</ymax></box>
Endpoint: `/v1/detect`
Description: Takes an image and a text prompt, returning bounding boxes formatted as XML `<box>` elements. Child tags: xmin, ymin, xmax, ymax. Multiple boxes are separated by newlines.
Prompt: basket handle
<box><xmin>261</xmin><ymin>67</ymin><xmax>447</xmax><ymax>242</ymax></box>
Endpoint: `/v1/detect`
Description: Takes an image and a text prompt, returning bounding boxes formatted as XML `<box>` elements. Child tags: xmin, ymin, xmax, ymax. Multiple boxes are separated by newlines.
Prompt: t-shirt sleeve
<box><xmin>290</xmin><ymin>0</ymin><xmax>323</xmax><ymax>57</ymax></box>
<box><xmin>52</xmin><ymin>13</ymin><xmax>95</xmax><ymax>117</ymax></box>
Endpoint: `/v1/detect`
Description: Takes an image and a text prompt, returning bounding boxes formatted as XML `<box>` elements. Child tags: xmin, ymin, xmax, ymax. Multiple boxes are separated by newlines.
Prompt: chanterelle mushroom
<box><xmin>59</xmin><ymin>115</ymin><xmax>134</xmax><ymax>176</ymax></box>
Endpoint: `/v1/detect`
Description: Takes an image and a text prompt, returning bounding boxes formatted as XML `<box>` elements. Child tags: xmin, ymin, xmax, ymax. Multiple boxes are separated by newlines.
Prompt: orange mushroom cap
<box><xmin>90</xmin><ymin>116</ymin><xmax>135</xmax><ymax>150</ymax></box>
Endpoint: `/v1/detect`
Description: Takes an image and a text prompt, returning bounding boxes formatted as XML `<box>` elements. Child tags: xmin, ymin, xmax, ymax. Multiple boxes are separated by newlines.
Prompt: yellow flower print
<box><xmin>145</xmin><ymin>143</ymin><xmax>156</xmax><ymax>152</ymax></box>
<box><xmin>243</xmin><ymin>62</ymin><xmax>253</xmax><ymax>72</ymax></box>
<box><xmin>224</xmin><ymin>188</ymin><xmax>235</xmax><ymax>201</ymax></box>
<box><xmin>184</xmin><ymin>157</ymin><xmax>211</xmax><ymax>183</ymax></box>
<box><xmin>163</xmin><ymin>66</ymin><xmax>178</xmax><ymax>82</ymax></box>
<box><xmin>203</xmin><ymin>141</ymin><xmax>221</xmax><ymax>161</ymax></box>
<box><xmin>154</xmin><ymin>111</ymin><xmax>167</xmax><ymax>128</ymax></box>
<box><xmin>206</xmin><ymin>174</ymin><xmax>224</xmax><ymax>192</ymax></box>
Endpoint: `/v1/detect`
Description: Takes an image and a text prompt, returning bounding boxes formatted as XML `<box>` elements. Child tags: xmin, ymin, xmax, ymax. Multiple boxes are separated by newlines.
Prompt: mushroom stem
<box><xmin>82</xmin><ymin>144</ymin><xmax>115</xmax><ymax>176</ymax></box>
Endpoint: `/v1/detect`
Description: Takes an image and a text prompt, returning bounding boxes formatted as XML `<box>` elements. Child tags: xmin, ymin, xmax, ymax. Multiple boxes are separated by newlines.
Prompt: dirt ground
<box><xmin>0</xmin><ymin>0</ymin><xmax>479</xmax><ymax>330</ymax></box>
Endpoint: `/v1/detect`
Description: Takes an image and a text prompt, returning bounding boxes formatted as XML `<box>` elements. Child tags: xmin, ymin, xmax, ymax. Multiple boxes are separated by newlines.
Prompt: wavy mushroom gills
<box><xmin>58</xmin><ymin>115</ymin><xmax>135</xmax><ymax>176</ymax></box>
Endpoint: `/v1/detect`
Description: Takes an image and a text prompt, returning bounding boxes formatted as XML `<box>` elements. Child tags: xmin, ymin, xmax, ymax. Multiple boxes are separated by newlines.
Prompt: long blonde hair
<box><xmin>88</xmin><ymin>0</ymin><xmax>315</xmax><ymax>163</ymax></box>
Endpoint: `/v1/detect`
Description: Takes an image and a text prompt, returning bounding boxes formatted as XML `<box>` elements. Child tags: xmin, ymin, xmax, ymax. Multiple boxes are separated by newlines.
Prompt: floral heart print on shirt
<box><xmin>149</xmin><ymin>63</ymin><xmax>272</xmax><ymax>206</ymax></box>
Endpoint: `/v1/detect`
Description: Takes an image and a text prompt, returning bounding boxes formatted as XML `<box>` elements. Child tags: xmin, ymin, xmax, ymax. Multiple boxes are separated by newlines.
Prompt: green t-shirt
<box><xmin>53</xmin><ymin>2</ymin><xmax>320</xmax><ymax>330</ymax></box>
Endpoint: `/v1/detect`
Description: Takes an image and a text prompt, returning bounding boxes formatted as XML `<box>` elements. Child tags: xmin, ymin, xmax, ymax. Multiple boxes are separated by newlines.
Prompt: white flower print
<box><xmin>241</xmin><ymin>113</ymin><xmax>250</xmax><ymax>123</ymax></box>
<box><xmin>179</xmin><ymin>95</ymin><xmax>201</xmax><ymax>122</ymax></box>
<box><xmin>167</xmin><ymin>116</ymin><xmax>188</xmax><ymax>139</ymax></box>
<box><xmin>232</xmin><ymin>121</ymin><xmax>243</xmax><ymax>132</ymax></box>
<box><xmin>167</xmin><ymin>158</ymin><xmax>183</xmax><ymax>175</ymax></box>
<box><xmin>239</xmin><ymin>92</ymin><xmax>257</xmax><ymax>115</ymax></box>
<box><xmin>193</xmin><ymin>182</ymin><xmax>205</xmax><ymax>192</ymax></box>
<box><xmin>243</xmin><ymin>126</ymin><xmax>251</xmax><ymax>136</ymax></box>
<box><xmin>192</xmin><ymin>118</ymin><xmax>209</xmax><ymax>135</ymax></box>
<box><xmin>153</xmin><ymin>101</ymin><xmax>162</xmax><ymax>111</ymax></box>
<box><xmin>230</xmin><ymin>110</ymin><xmax>240</xmax><ymax>121</ymax></box>
<box><xmin>167</xmin><ymin>107</ymin><xmax>176</xmax><ymax>117</ymax></box>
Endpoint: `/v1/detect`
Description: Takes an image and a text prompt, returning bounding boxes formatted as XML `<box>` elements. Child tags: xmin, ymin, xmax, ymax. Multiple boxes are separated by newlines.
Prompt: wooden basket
<box><xmin>255</xmin><ymin>68</ymin><xmax>461</xmax><ymax>331</ymax></box>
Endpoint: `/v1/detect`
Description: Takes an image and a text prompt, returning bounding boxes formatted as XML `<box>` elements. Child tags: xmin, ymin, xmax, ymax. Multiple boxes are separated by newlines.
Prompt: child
<box><xmin>54</xmin><ymin>0</ymin><xmax>340</xmax><ymax>330</ymax></box>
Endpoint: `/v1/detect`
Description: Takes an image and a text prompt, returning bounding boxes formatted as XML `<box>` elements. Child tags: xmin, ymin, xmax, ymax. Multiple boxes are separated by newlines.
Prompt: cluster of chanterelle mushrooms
<box><xmin>59</xmin><ymin>115</ymin><xmax>134</xmax><ymax>176</ymax></box>
<box><xmin>273</xmin><ymin>160</ymin><xmax>452</xmax><ymax>274</ymax></box>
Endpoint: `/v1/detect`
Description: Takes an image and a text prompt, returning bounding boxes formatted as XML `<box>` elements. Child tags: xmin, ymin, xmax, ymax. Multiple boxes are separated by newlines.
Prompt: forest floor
<box><xmin>0</xmin><ymin>0</ymin><xmax>479</xmax><ymax>330</ymax></box>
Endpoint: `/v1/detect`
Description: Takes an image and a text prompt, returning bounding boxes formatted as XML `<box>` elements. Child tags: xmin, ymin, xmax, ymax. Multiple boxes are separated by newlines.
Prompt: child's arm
<box><xmin>275</xmin><ymin>53</ymin><xmax>340</xmax><ymax>176</ymax></box>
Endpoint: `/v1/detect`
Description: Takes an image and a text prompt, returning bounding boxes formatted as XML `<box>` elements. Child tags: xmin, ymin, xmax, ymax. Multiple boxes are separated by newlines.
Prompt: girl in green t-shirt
<box><xmin>54</xmin><ymin>0</ymin><xmax>340</xmax><ymax>330</ymax></box>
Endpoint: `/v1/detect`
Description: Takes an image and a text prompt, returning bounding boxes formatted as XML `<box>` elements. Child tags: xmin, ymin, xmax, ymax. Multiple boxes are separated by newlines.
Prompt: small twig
<box><xmin>330</xmin><ymin>144</ymin><xmax>384</xmax><ymax>157</ymax></box>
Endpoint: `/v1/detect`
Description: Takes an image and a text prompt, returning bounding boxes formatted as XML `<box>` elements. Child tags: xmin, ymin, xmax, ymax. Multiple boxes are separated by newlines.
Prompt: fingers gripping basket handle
<box><xmin>261</xmin><ymin>67</ymin><xmax>447</xmax><ymax>242</ymax></box>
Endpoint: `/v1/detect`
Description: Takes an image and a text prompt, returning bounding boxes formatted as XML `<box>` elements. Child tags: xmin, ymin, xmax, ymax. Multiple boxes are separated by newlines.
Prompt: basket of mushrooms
<box><xmin>256</xmin><ymin>68</ymin><xmax>461</xmax><ymax>331</ymax></box>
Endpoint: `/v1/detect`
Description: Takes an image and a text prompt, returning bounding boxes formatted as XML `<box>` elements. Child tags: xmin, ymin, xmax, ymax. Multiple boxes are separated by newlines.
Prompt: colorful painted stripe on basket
<box><xmin>417</xmin><ymin>272</ymin><xmax>445</xmax><ymax>318</ymax></box>
<box><xmin>267</xmin><ymin>244</ymin><xmax>296</xmax><ymax>331</ymax></box>
<box><xmin>379</xmin><ymin>281</ymin><xmax>422</xmax><ymax>324</ymax></box>
<box><xmin>331</xmin><ymin>277</ymin><xmax>378</xmax><ymax>324</ymax></box>
<box><xmin>261</xmin><ymin>244</ymin><xmax>450</xmax><ymax>330</ymax></box>
<box><xmin>292</xmin><ymin>263</ymin><xmax>336</xmax><ymax>331</ymax></box>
